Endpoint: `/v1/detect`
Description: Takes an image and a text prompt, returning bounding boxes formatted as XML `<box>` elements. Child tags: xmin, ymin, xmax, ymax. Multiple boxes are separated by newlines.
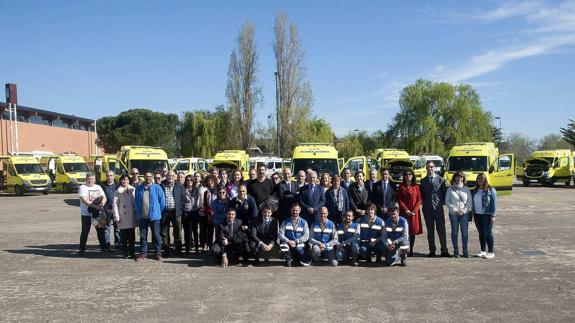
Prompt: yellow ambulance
<box><xmin>40</xmin><ymin>154</ymin><xmax>90</xmax><ymax>193</ymax></box>
<box><xmin>521</xmin><ymin>149</ymin><xmax>573</xmax><ymax>186</ymax></box>
<box><xmin>212</xmin><ymin>150</ymin><xmax>250</xmax><ymax>179</ymax></box>
<box><xmin>172</xmin><ymin>157</ymin><xmax>209</xmax><ymax>176</ymax></box>
<box><xmin>292</xmin><ymin>143</ymin><xmax>340</xmax><ymax>178</ymax></box>
<box><xmin>0</xmin><ymin>156</ymin><xmax>52</xmax><ymax>195</ymax></box>
<box><xmin>85</xmin><ymin>155</ymin><xmax>128</xmax><ymax>182</ymax></box>
<box><xmin>445</xmin><ymin>142</ymin><xmax>514</xmax><ymax>196</ymax></box>
<box><xmin>118</xmin><ymin>146</ymin><xmax>169</xmax><ymax>180</ymax></box>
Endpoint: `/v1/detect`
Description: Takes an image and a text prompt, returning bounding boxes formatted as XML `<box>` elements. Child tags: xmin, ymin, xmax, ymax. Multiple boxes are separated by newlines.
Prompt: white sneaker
<box><xmin>485</xmin><ymin>252</ymin><xmax>495</xmax><ymax>259</ymax></box>
<box><xmin>300</xmin><ymin>260</ymin><xmax>311</xmax><ymax>267</ymax></box>
<box><xmin>476</xmin><ymin>251</ymin><xmax>487</xmax><ymax>258</ymax></box>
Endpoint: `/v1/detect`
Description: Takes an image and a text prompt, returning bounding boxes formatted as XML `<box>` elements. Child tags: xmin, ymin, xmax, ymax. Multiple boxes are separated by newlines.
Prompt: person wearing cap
<box><xmin>308</xmin><ymin>207</ymin><xmax>339</xmax><ymax>267</ymax></box>
<box><xmin>382</xmin><ymin>206</ymin><xmax>409</xmax><ymax>266</ymax></box>
<box><xmin>278</xmin><ymin>202</ymin><xmax>311</xmax><ymax>267</ymax></box>
<box><xmin>336</xmin><ymin>210</ymin><xmax>360</xmax><ymax>266</ymax></box>
<box><xmin>358</xmin><ymin>203</ymin><xmax>385</xmax><ymax>263</ymax></box>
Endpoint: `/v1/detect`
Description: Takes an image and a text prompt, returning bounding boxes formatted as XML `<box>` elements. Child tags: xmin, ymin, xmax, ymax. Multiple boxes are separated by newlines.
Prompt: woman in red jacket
<box><xmin>397</xmin><ymin>169</ymin><xmax>422</xmax><ymax>256</ymax></box>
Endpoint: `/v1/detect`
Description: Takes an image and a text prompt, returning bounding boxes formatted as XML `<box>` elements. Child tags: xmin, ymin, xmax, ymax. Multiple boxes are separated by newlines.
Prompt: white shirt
<box><xmin>78</xmin><ymin>184</ymin><xmax>105</xmax><ymax>216</ymax></box>
<box><xmin>473</xmin><ymin>190</ymin><xmax>484</xmax><ymax>214</ymax></box>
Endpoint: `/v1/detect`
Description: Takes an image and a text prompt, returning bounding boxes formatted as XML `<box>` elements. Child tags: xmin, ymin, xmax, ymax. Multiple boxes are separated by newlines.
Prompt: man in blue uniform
<box><xmin>278</xmin><ymin>202</ymin><xmax>311</xmax><ymax>267</ymax></box>
<box><xmin>336</xmin><ymin>209</ymin><xmax>360</xmax><ymax>266</ymax></box>
<box><xmin>358</xmin><ymin>203</ymin><xmax>385</xmax><ymax>263</ymax></box>
<box><xmin>382</xmin><ymin>206</ymin><xmax>409</xmax><ymax>266</ymax></box>
<box><xmin>309</xmin><ymin>207</ymin><xmax>339</xmax><ymax>266</ymax></box>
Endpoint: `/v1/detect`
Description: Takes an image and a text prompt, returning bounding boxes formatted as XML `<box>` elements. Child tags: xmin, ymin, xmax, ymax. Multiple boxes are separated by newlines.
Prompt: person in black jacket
<box><xmin>211</xmin><ymin>208</ymin><xmax>250</xmax><ymax>268</ymax></box>
<box><xmin>277</xmin><ymin>167</ymin><xmax>298</xmax><ymax>222</ymax></box>
<box><xmin>249</xmin><ymin>204</ymin><xmax>279</xmax><ymax>265</ymax></box>
<box><xmin>420</xmin><ymin>161</ymin><xmax>450</xmax><ymax>257</ymax></box>
<box><xmin>348</xmin><ymin>171</ymin><xmax>369</xmax><ymax>220</ymax></box>
<box><xmin>370</xmin><ymin>168</ymin><xmax>396</xmax><ymax>219</ymax></box>
<box><xmin>228</xmin><ymin>184</ymin><xmax>258</xmax><ymax>226</ymax></box>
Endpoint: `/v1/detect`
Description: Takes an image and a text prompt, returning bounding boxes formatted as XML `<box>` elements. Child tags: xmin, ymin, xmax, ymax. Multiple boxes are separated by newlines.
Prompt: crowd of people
<box><xmin>77</xmin><ymin>161</ymin><xmax>498</xmax><ymax>267</ymax></box>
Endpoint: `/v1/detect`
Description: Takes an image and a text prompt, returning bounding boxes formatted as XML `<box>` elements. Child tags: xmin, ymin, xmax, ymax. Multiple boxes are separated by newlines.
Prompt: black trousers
<box><xmin>210</xmin><ymin>241</ymin><xmax>249</xmax><ymax>261</ymax></box>
<box><xmin>120</xmin><ymin>228</ymin><xmax>136</xmax><ymax>256</ymax></box>
<box><xmin>423</xmin><ymin>207</ymin><xmax>448</xmax><ymax>254</ymax></box>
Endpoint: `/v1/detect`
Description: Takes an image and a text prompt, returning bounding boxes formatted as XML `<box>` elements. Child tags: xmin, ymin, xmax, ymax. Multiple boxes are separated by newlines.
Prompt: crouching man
<box><xmin>309</xmin><ymin>207</ymin><xmax>338</xmax><ymax>267</ymax></box>
<box><xmin>249</xmin><ymin>203</ymin><xmax>279</xmax><ymax>265</ymax></box>
<box><xmin>336</xmin><ymin>210</ymin><xmax>360</xmax><ymax>266</ymax></box>
<box><xmin>211</xmin><ymin>208</ymin><xmax>250</xmax><ymax>268</ymax></box>
<box><xmin>382</xmin><ymin>206</ymin><xmax>409</xmax><ymax>266</ymax></box>
<box><xmin>278</xmin><ymin>202</ymin><xmax>311</xmax><ymax>267</ymax></box>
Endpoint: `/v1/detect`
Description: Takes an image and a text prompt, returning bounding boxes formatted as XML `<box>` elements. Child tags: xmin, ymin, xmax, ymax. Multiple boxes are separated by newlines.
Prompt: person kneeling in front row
<box><xmin>336</xmin><ymin>209</ymin><xmax>360</xmax><ymax>266</ymax></box>
<box><xmin>382</xmin><ymin>206</ymin><xmax>409</xmax><ymax>266</ymax></box>
<box><xmin>278</xmin><ymin>202</ymin><xmax>311</xmax><ymax>267</ymax></box>
<box><xmin>249</xmin><ymin>203</ymin><xmax>279</xmax><ymax>265</ymax></box>
<box><xmin>309</xmin><ymin>207</ymin><xmax>339</xmax><ymax>267</ymax></box>
<box><xmin>211</xmin><ymin>208</ymin><xmax>250</xmax><ymax>268</ymax></box>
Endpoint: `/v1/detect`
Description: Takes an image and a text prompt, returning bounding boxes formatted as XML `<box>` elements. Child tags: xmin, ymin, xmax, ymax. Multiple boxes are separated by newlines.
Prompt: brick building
<box><xmin>0</xmin><ymin>102</ymin><xmax>98</xmax><ymax>156</ymax></box>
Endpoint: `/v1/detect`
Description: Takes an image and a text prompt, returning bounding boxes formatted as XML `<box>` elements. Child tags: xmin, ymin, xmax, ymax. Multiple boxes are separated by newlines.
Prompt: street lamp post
<box><xmin>275</xmin><ymin>71</ymin><xmax>280</xmax><ymax>157</ymax></box>
<box><xmin>495</xmin><ymin>117</ymin><xmax>502</xmax><ymax>151</ymax></box>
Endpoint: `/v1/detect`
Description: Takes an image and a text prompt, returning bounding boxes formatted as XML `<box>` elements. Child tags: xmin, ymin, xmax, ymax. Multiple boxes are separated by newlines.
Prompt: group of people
<box><xmin>77</xmin><ymin>160</ymin><xmax>497</xmax><ymax>268</ymax></box>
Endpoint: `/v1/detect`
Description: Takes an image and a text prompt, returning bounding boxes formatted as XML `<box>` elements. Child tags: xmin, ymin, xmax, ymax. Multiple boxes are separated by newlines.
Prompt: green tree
<box><xmin>305</xmin><ymin>118</ymin><xmax>335</xmax><ymax>144</ymax></box>
<box><xmin>96</xmin><ymin>109</ymin><xmax>179</xmax><ymax>155</ymax></box>
<box><xmin>178</xmin><ymin>106</ymin><xmax>230</xmax><ymax>158</ymax></box>
<box><xmin>226</xmin><ymin>21</ymin><xmax>262</xmax><ymax>150</ymax></box>
<box><xmin>273</xmin><ymin>12</ymin><xmax>314</xmax><ymax>157</ymax></box>
<box><xmin>560</xmin><ymin>119</ymin><xmax>575</xmax><ymax>148</ymax></box>
<box><xmin>537</xmin><ymin>134</ymin><xmax>571</xmax><ymax>150</ymax></box>
<box><xmin>335</xmin><ymin>132</ymin><xmax>364</xmax><ymax>160</ymax></box>
<box><xmin>388</xmin><ymin>79</ymin><xmax>494</xmax><ymax>157</ymax></box>
<box><xmin>501</xmin><ymin>132</ymin><xmax>536</xmax><ymax>165</ymax></box>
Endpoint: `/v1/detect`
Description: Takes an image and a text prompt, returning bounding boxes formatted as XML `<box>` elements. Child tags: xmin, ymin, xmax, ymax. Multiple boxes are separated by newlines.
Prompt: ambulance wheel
<box><xmin>14</xmin><ymin>185</ymin><xmax>23</xmax><ymax>196</ymax></box>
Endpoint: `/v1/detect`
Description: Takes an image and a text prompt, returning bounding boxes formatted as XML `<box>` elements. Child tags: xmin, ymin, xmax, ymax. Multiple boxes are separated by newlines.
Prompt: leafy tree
<box><xmin>178</xmin><ymin>106</ymin><xmax>230</xmax><ymax>158</ymax></box>
<box><xmin>226</xmin><ymin>21</ymin><xmax>262</xmax><ymax>150</ymax></box>
<box><xmin>305</xmin><ymin>118</ymin><xmax>335</xmax><ymax>144</ymax></box>
<box><xmin>336</xmin><ymin>132</ymin><xmax>364</xmax><ymax>160</ymax></box>
<box><xmin>273</xmin><ymin>12</ymin><xmax>314</xmax><ymax>157</ymax></box>
<box><xmin>537</xmin><ymin>134</ymin><xmax>571</xmax><ymax>150</ymax></box>
<box><xmin>501</xmin><ymin>132</ymin><xmax>536</xmax><ymax>165</ymax></box>
<box><xmin>560</xmin><ymin>119</ymin><xmax>575</xmax><ymax>148</ymax></box>
<box><xmin>388</xmin><ymin>79</ymin><xmax>493</xmax><ymax>157</ymax></box>
<box><xmin>96</xmin><ymin>109</ymin><xmax>179</xmax><ymax>155</ymax></box>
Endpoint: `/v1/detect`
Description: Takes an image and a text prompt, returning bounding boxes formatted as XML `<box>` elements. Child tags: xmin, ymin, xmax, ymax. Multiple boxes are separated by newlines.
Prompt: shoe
<box><xmin>136</xmin><ymin>255</ymin><xmax>146</xmax><ymax>261</ymax></box>
<box><xmin>453</xmin><ymin>254</ymin><xmax>460</xmax><ymax>258</ymax></box>
<box><xmin>162</xmin><ymin>251</ymin><xmax>170</xmax><ymax>258</ymax></box>
<box><xmin>284</xmin><ymin>261</ymin><xmax>292</xmax><ymax>267</ymax></box>
<box><xmin>408</xmin><ymin>251</ymin><xmax>414</xmax><ymax>257</ymax></box>
<box><xmin>400</xmin><ymin>253</ymin><xmax>407</xmax><ymax>266</ymax></box>
<box><xmin>427</xmin><ymin>252</ymin><xmax>436</xmax><ymax>258</ymax></box>
<box><xmin>253</xmin><ymin>258</ymin><xmax>260</xmax><ymax>266</ymax></box>
<box><xmin>123</xmin><ymin>254</ymin><xmax>129</xmax><ymax>259</ymax></box>
<box><xmin>78</xmin><ymin>249</ymin><xmax>86</xmax><ymax>256</ymax></box>
<box><xmin>366</xmin><ymin>256</ymin><xmax>372</xmax><ymax>263</ymax></box>
<box><xmin>352</xmin><ymin>261</ymin><xmax>359</xmax><ymax>267</ymax></box>
<box><xmin>441</xmin><ymin>252</ymin><xmax>451</xmax><ymax>258</ymax></box>
<box><xmin>476</xmin><ymin>251</ymin><xmax>487</xmax><ymax>258</ymax></box>
<box><xmin>485</xmin><ymin>252</ymin><xmax>495</xmax><ymax>259</ymax></box>
<box><xmin>462</xmin><ymin>253</ymin><xmax>470</xmax><ymax>258</ymax></box>
<box><xmin>155</xmin><ymin>254</ymin><xmax>163</xmax><ymax>261</ymax></box>
<box><xmin>300</xmin><ymin>260</ymin><xmax>311</xmax><ymax>267</ymax></box>
<box><xmin>375</xmin><ymin>255</ymin><xmax>382</xmax><ymax>263</ymax></box>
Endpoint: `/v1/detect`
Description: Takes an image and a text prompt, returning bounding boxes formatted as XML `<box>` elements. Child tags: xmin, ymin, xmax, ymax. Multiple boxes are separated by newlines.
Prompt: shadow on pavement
<box><xmin>64</xmin><ymin>199</ymin><xmax>80</xmax><ymax>207</ymax></box>
<box><xmin>5</xmin><ymin>244</ymin><xmax>118</xmax><ymax>259</ymax></box>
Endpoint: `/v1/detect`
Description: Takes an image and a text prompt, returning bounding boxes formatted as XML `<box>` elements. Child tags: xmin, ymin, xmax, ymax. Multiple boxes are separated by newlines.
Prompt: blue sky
<box><xmin>1</xmin><ymin>1</ymin><xmax>574</xmax><ymax>140</ymax></box>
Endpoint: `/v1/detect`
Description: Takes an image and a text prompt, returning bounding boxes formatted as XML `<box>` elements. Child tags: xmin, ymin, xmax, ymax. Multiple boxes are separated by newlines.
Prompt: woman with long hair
<box><xmin>472</xmin><ymin>173</ymin><xmax>497</xmax><ymax>259</ymax></box>
<box><xmin>396</xmin><ymin>169</ymin><xmax>422</xmax><ymax>256</ymax></box>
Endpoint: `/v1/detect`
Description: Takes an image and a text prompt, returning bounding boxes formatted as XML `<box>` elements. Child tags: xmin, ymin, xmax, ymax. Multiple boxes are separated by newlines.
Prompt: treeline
<box><xmin>96</xmin><ymin>12</ymin><xmax>575</xmax><ymax>160</ymax></box>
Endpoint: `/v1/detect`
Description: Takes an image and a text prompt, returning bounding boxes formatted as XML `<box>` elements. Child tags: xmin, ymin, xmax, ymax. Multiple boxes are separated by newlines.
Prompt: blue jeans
<box><xmin>336</xmin><ymin>242</ymin><xmax>360</xmax><ymax>261</ymax></box>
<box><xmin>449</xmin><ymin>213</ymin><xmax>469</xmax><ymax>256</ymax></box>
<box><xmin>359</xmin><ymin>241</ymin><xmax>385</xmax><ymax>259</ymax></box>
<box><xmin>474</xmin><ymin>213</ymin><xmax>494</xmax><ymax>253</ymax></box>
<box><xmin>79</xmin><ymin>216</ymin><xmax>108</xmax><ymax>251</ymax></box>
<box><xmin>139</xmin><ymin>218</ymin><xmax>162</xmax><ymax>257</ymax></box>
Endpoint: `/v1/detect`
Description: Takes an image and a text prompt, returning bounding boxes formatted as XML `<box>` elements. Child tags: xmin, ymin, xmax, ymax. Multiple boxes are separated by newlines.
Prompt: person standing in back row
<box><xmin>247</xmin><ymin>164</ymin><xmax>276</xmax><ymax>209</ymax></box>
<box><xmin>135</xmin><ymin>171</ymin><xmax>165</xmax><ymax>261</ymax></box>
<box><xmin>370</xmin><ymin>168</ymin><xmax>396</xmax><ymax>219</ymax></box>
<box><xmin>160</xmin><ymin>171</ymin><xmax>185</xmax><ymax>257</ymax></box>
<box><xmin>420</xmin><ymin>161</ymin><xmax>449</xmax><ymax>257</ymax></box>
<box><xmin>472</xmin><ymin>173</ymin><xmax>497</xmax><ymax>259</ymax></box>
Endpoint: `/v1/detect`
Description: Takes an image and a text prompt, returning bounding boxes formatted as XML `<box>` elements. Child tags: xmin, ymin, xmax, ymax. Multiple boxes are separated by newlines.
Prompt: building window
<box><xmin>79</xmin><ymin>123</ymin><xmax>88</xmax><ymax>131</ymax></box>
<box><xmin>52</xmin><ymin>119</ymin><xmax>71</xmax><ymax>129</ymax></box>
<box><xmin>29</xmin><ymin>115</ymin><xmax>51</xmax><ymax>126</ymax></box>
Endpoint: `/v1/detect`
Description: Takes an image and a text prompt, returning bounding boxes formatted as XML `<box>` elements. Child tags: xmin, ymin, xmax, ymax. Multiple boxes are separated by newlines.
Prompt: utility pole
<box><xmin>275</xmin><ymin>71</ymin><xmax>280</xmax><ymax>157</ymax></box>
<box><xmin>495</xmin><ymin>116</ymin><xmax>502</xmax><ymax>152</ymax></box>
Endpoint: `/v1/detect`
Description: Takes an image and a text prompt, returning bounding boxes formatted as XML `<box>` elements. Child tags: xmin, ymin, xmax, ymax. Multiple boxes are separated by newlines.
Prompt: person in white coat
<box><xmin>445</xmin><ymin>171</ymin><xmax>473</xmax><ymax>258</ymax></box>
<box><xmin>113</xmin><ymin>175</ymin><xmax>137</xmax><ymax>259</ymax></box>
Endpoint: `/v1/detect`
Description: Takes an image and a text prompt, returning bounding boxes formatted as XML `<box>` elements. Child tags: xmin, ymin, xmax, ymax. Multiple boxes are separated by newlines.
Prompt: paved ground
<box><xmin>1</xmin><ymin>184</ymin><xmax>574</xmax><ymax>322</ymax></box>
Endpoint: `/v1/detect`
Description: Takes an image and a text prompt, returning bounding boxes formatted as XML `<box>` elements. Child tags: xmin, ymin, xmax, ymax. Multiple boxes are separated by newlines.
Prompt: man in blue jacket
<box><xmin>298</xmin><ymin>171</ymin><xmax>325</xmax><ymax>224</ymax></box>
<box><xmin>135</xmin><ymin>171</ymin><xmax>166</xmax><ymax>261</ymax></box>
<box><xmin>382</xmin><ymin>206</ymin><xmax>409</xmax><ymax>266</ymax></box>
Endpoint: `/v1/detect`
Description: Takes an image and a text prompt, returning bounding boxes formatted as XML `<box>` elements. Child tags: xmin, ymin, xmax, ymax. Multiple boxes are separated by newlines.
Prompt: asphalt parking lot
<box><xmin>1</xmin><ymin>184</ymin><xmax>574</xmax><ymax>322</ymax></box>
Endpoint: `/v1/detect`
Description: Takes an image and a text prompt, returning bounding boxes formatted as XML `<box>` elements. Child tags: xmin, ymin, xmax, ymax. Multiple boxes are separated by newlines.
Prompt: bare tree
<box><xmin>226</xmin><ymin>21</ymin><xmax>261</xmax><ymax>150</ymax></box>
<box><xmin>273</xmin><ymin>12</ymin><xmax>314</xmax><ymax>157</ymax></box>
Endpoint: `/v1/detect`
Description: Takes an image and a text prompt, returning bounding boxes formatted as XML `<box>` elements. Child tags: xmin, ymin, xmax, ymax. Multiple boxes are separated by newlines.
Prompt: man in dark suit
<box><xmin>348</xmin><ymin>171</ymin><xmax>369</xmax><ymax>220</ymax></box>
<box><xmin>211</xmin><ymin>208</ymin><xmax>250</xmax><ymax>268</ymax></box>
<box><xmin>365</xmin><ymin>169</ymin><xmax>378</xmax><ymax>196</ymax></box>
<box><xmin>249</xmin><ymin>204</ymin><xmax>279</xmax><ymax>265</ymax></box>
<box><xmin>420</xmin><ymin>161</ymin><xmax>449</xmax><ymax>257</ymax></box>
<box><xmin>340</xmin><ymin>168</ymin><xmax>352</xmax><ymax>191</ymax></box>
<box><xmin>298</xmin><ymin>171</ymin><xmax>325</xmax><ymax>224</ymax></box>
<box><xmin>277</xmin><ymin>167</ymin><xmax>298</xmax><ymax>222</ymax></box>
<box><xmin>370</xmin><ymin>168</ymin><xmax>396</xmax><ymax>218</ymax></box>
